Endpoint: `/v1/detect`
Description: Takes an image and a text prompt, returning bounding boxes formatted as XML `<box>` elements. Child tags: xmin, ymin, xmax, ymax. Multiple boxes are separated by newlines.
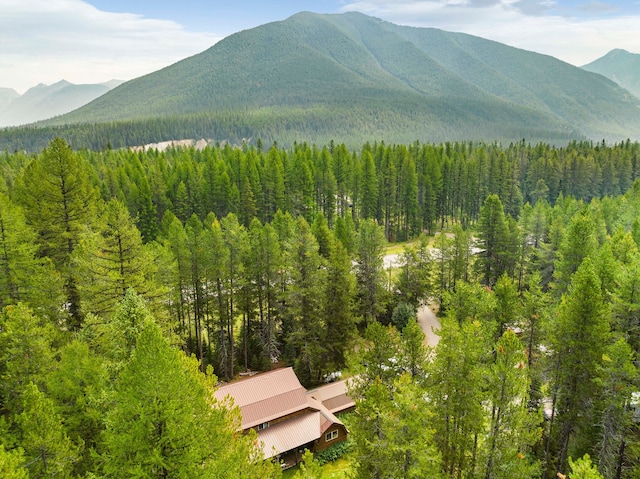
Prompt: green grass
<box><xmin>383</xmin><ymin>240</ymin><xmax>416</xmax><ymax>255</ymax></box>
<box><xmin>281</xmin><ymin>455</ymin><xmax>354</xmax><ymax>478</ymax></box>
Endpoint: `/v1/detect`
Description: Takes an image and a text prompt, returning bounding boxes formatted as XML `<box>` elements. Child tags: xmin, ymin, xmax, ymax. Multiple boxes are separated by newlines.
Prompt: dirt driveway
<box><xmin>417</xmin><ymin>304</ymin><xmax>440</xmax><ymax>347</ymax></box>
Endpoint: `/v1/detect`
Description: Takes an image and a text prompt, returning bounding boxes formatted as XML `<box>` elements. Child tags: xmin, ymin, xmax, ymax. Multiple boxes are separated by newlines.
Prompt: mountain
<box><xmin>9</xmin><ymin>12</ymin><xmax>640</xmax><ymax>148</ymax></box>
<box><xmin>582</xmin><ymin>49</ymin><xmax>640</xmax><ymax>99</ymax></box>
<box><xmin>0</xmin><ymin>88</ymin><xmax>19</xmax><ymax>111</ymax></box>
<box><xmin>0</xmin><ymin>79</ymin><xmax>124</xmax><ymax>127</ymax></box>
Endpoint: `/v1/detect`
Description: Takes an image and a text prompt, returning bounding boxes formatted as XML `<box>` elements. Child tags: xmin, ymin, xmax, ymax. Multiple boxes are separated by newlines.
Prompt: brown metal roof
<box><xmin>241</xmin><ymin>389</ymin><xmax>309</xmax><ymax>429</ymax></box>
<box><xmin>258</xmin><ymin>412</ymin><xmax>322</xmax><ymax>459</ymax></box>
<box><xmin>214</xmin><ymin>368</ymin><xmax>309</xmax><ymax>429</ymax></box>
<box><xmin>306</xmin><ymin>396</ymin><xmax>344</xmax><ymax>434</ymax></box>
<box><xmin>214</xmin><ymin>367</ymin><xmax>348</xmax><ymax>458</ymax></box>
<box><xmin>307</xmin><ymin>379</ymin><xmax>355</xmax><ymax>414</ymax></box>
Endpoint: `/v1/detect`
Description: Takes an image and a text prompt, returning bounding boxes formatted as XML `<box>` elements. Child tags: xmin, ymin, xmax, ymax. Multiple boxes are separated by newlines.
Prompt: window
<box><xmin>257</xmin><ymin>422</ymin><xmax>269</xmax><ymax>431</ymax></box>
<box><xmin>325</xmin><ymin>430</ymin><xmax>338</xmax><ymax>442</ymax></box>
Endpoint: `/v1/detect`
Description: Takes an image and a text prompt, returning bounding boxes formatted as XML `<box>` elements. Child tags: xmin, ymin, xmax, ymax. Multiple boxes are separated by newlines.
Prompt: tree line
<box><xmin>1</xmin><ymin>137</ymin><xmax>640</xmax><ymax>477</ymax></box>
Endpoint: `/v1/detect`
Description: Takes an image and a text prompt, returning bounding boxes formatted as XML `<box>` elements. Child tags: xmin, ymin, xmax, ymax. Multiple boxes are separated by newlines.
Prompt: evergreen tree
<box><xmin>0</xmin><ymin>445</ymin><xmax>28</xmax><ymax>479</ymax></box>
<box><xmin>220</xmin><ymin>213</ymin><xmax>248</xmax><ymax>379</ymax></box>
<box><xmin>355</xmin><ymin>219</ymin><xmax>387</xmax><ymax>324</ymax></box>
<box><xmin>101</xmin><ymin>319</ymin><xmax>274</xmax><ymax>478</ymax></box>
<box><xmin>285</xmin><ymin>217</ymin><xmax>327</xmax><ymax>385</ymax></box>
<box><xmin>74</xmin><ymin>199</ymin><xmax>165</xmax><ymax>317</ymax></box>
<box><xmin>547</xmin><ymin>258</ymin><xmax>611</xmax><ymax>476</ymax></box>
<box><xmin>594</xmin><ymin>338</ymin><xmax>636</xmax><ymax>479</ymax></box>
<box><xmin>0</xmin><ymin>304</ymin><xmax>56</xmax><ymax>414</ymax></box>
<box><xmin>395</xmin><ymin>235</ymin><xmax>433</xmax><ymax>309</ymax></box>
<box><xmin>322</xmin><ymin>240</ymin><xmax>357</xmax><ymax>372</ymax></box>
<box><xmin>45</xmin><ymin>339</ymin><xmax>109</xmax><ymax>476</ymax></box>
<box><xmin>16</xmin><ymin>137</ymin><xmax>96</xmax><ymax>329</ymax></box>
<box><xmin>293</xmin><ymin>450</ymin><xmax>324</xmax><ymax>479</ymax></box>
<box><xmin>553</xmin><ymin>211</ymin><xmax>599</xmax><ymax>294</ymax></box>
<box><xmin>246</xmin><ymin>219</ymin><xmax>282</xmax><ymax>369</ymax></box>
<box><xmin>481</xmin><ymin>330</ymin><xmax>540</xmax><ymax>479</ymax></box>
<box><xmin>162</xmin><ymin>214</ymin><xmax>191</xmax><ymax>339</ymax></box>
<box><xmin>16</xmin><ymin>383</ymin><xmax>80</xmax><ymax>479</ymax></box>
<box><xmin>428</xmin><ymin>316</ymin><xmax>486</xmax><ymax>478</ymax></box>
<box><xmin>334</xmin><ymin>213</ymin><xmax>356</xmax><ymax>256</ymax></box>
<box><xmin>568</xmin><ymin>454</ymin><xmax>603</xmax><ymax>479</ymax></box>
<box><xmin>0</xmin><ymin>193</ymin><xmax>64</xmax><ymax>318</ymax></box>
<box><xmin>477</xmin><ymin>194</ymin><xmax>511</xmax><ymax>286</ymax></box>
<box><xmin>351</xmin><ymin>374</ymin><xmax>442</xmax><ymax>479</ymax></box>
<box><xmin>360</xmin><ymin>150</ymin><xmax>379</xmax><ymax>220</ymax></box>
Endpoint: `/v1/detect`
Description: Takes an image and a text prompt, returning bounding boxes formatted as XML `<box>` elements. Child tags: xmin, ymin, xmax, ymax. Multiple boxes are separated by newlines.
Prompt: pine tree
<box><xmin>16</xmin><ymin>138</ymin><xmax>96</xmax><ymax>329</ymax></box>
<box><xmin>74</xmin><ymin>199</ymin><xmax>166</xmax><ymax>317</ymax></box>
<box><xmin>0</xmin><ymin>445</ymin><xmax>28</xmax><ymax>479</ymax></box>
<box><xmin>220</xmin><ymin>213</ymin><xmax>248</xmax><ymax>379</ymax></box>
<box><xmin>547</xmin><ymin>258</ymin><xmax>611</xmax><ymax>475</ymax></box>
<box><xmin>481</xmin><ymin>330</ymin><xmax>541</xmax><ymax>479</ymax></box>
<box><xmin>45</xmin><ymin>339</ymin><xmax>109</xmax><ymax>475</ymax></box>
<box><xmin>322</xmin><ymin>240</ymin><xmax>357</xmax><ymax>373</ymax></box>
<box><xmin>477</xmin><ymin>194</ymin><xmax>510</xmax><ymax>286</ymax></box>
<box><xmin>355</xmin><ymin>219</ymin><xmax>387</xmax><ymax>324</ymax></box>
<box><xmin>395</xmin><ymin>235</ymin><xmax>433</xmax><ymax>309</ymax></box>
<box><xmin>0</xmin><ymin>304</ymin><xmax>56</xmax><ymax>414</ymax></box>
<box><xmin>285</xmin><ymin>217</ymin><xmax>327</xmax><ymax>385</ymax></box>
<box><xmin>553</xmin><ymin>211</ymin><xmax>599</xmax><ymax>294</ymax></box>
<box><xmin>593</xmin><ymin>338</ymin><xmax>636</xmax><ymax>479</ymax></box>
<box><xmin>246</xmin><ymin>219</ymin><xmax>282</xmax><ymax>369</ymax></box>
<box><xmin>0</xmin><ymin>193</ymin><xmax>64</xmax><ymax>318</ymax></box>
<box><xmin>16</xmin><ymin>383</ymin><xmax>80</xmax><ymax>479</ymax></box>
<box><xmin>360</xmin><ymin>150</ymin><xmax>379</xmax><ymax>220</ymax></box>
<box><xmin>101</xmin><ymin>320</ymin><xmax>273</xmax><ymax>478</ymax></box>
<box><xmin>428</xmin><ymin>316</ymin><xmax>486</xmax><ymax>477</ymax></box>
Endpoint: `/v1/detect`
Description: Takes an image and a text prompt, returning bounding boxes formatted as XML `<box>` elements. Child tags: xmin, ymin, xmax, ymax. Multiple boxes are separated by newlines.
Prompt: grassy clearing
<box><xmin>383</xmin><ymin>240</ymin><xmax>416</xmax><ymax>255</ymax></box>
<box><xmin>281</xmin><ymin>455</ymin><xmax>354</xmax><ymax>478</ymax></box>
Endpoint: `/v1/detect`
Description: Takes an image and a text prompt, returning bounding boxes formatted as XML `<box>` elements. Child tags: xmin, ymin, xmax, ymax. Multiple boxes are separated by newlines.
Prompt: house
<box><xmin>307</xmin><ymin>379</ymin><xmax>355</xmax><ymax>415</ymax></box>
<box><xmin>213</xmin><ymin>367</ymin><xmax>351</xmax><ymax>469</ymax></box>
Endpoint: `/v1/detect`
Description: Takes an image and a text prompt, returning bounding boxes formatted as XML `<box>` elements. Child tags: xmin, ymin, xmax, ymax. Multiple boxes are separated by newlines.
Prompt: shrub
<box><xmin>314</xmin><ymin>439</ymin><xmax>353</xmax><ymax>465</ymax></box>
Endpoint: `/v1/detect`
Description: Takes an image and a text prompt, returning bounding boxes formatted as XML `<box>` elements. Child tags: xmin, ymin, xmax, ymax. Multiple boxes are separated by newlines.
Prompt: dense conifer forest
<box><xmin>1</xmin><ymin>137</ymin><xmax>640</xmax><ymax>478</ymax></box>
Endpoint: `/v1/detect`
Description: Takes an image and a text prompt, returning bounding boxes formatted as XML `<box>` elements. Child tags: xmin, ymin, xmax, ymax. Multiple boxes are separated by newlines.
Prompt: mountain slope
<box><xmin>0</xmin><ymin>80</ymin><xmax>123</xmax><ymax>127</ymax></box>
<box><xmin>582</xmin><ymin>49</ymin><xmax>640</xmax><ymax>99</ymax></box>
<box><xmin>0</xmin><ymin>88</ymin><xmax>19</xmax><ymax>111</ymax></box>
<box><xmin>25</xmin><ymin>12</ymin><xmax>640</xmax><ymax>143</ymax></box>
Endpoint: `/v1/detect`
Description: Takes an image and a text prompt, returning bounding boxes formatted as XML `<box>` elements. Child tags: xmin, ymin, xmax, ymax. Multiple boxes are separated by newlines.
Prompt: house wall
<box><xmin>313</xmin><ymin>424</ymin><xmax>348</xmax><ymax>453</ymax></box>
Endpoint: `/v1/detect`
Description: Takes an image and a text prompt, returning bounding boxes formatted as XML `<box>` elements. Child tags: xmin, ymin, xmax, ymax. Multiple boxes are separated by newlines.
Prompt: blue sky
<box><xmin>2</xmin><ymin>0</ymin><xmax>640</xmax><ymax>93</ymax></box>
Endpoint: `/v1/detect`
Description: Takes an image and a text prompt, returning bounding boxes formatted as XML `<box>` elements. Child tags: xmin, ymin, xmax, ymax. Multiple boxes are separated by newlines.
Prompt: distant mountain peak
<box><xmin>16</xmin><ymin>11</ymin><xmax>640</xmax><ymax>143</ymax></box>
<box><xmin>0</xmin><ymin>79</ymin><xmax>123</xmax><ymax>127</ymax></box>
<box><xmin>582</xmin><ymin>48</ymin><xmax>640</xmax><ymax>98</ymax></box>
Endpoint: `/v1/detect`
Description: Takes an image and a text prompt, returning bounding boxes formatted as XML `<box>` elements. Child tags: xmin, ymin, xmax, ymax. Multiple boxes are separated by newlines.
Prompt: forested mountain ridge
<box><xmin>19</xmin><ymin>11</ymin><xmax>638</xmax><ymax>146</ymax></box>
<box><xmin>0</xmin><ymin>79</ymin><xmax>123</xmax><ymax>127</ymax></box>
<box><xmin>582</xmin><ymin>49</ymin><xmax>640</xmax><ymax>99</ymax></box>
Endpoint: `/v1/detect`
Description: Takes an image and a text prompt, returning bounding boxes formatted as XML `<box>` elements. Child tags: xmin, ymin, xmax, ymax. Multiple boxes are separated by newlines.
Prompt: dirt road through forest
<box><xmin>417</xmin><ymin>304</ymin><xmax>440</xmax><ymax>347</ymax></box>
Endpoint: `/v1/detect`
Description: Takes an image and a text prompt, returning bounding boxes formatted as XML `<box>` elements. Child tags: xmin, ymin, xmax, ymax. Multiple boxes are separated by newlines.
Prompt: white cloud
<box><xmin>0</xmin><ymin>0</ymin><xmax>221</xmax><ymax>93</ymax></box>
<box><xmin>339</xmin><ymin>0</ymin><xmax>640</xmax><ymax>66</ymax></box>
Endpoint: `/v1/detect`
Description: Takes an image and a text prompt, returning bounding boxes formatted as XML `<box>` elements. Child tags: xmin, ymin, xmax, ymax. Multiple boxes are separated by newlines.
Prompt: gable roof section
<box><xmin>258</xmin><ymin>412</ymin><xmax>323</xmax><ymax>459</ymax></box>
<box><xmin>258</xmin><ymin>407</ymin><xmax>345</xmax><ymax>459</ymax></box>
<box><xmin>213</xmin><ymin>367</ymin><xmax>309</xmax><ymax>429</ymax></box>
<box><xmin>213</xmin><ymin>367</ymin><xmax>349</xmax><ymax>459</ymax></box>
<box><xmin>307</xmin><ymin>379</ymin><xmax>355</xmax><ymax>414</ymax></box>
<box><xmin>306</xmin><ymin>396</ymin><xmax>344</xmax><ymax>434</ymax></box>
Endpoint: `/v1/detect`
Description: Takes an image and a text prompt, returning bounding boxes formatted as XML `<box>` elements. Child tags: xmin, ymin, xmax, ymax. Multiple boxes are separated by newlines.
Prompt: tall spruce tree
<box><xmin>0</xmin><ymin>193</ymin><xmax>64</xmax><ymax>318</ymax></box>
<box><xmin>547</xmin><ymin>258</ymin><xmax>611</xmax><ymax>476</ymax></box>
<box><xmin>74</xmin><ymin>199</ymin><xmax>165</xmax><ymax>317</ymax></box>
<box><xmin>16</xmin><ymin>137</ymin><xmax>95</xmax><ymax>329</ymax></box>
<box><xmin>101</xmin><ymin>319</ymin><xmax>276</xmax><ymax>478</ymax></box>
<box><xmin>355</xmin><ymin>219</ymin><xmax>387</xmax><ymax>324</ymax></box>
